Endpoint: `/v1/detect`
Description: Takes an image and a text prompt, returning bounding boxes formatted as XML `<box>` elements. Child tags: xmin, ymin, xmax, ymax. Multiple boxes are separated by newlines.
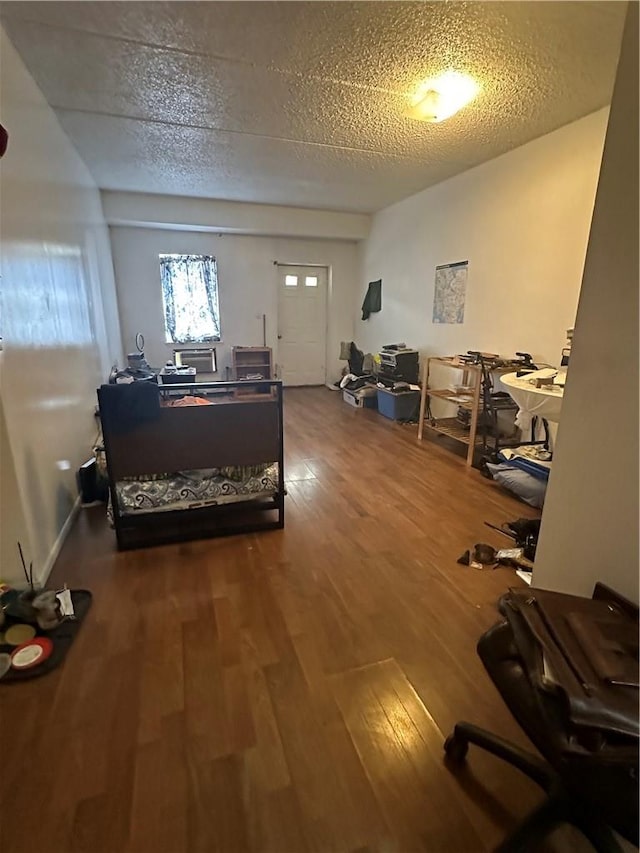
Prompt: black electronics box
<box><xmin>378</xmin><ymin>347</ymin><xmax>419</xmax><ymax>384</ymax></box>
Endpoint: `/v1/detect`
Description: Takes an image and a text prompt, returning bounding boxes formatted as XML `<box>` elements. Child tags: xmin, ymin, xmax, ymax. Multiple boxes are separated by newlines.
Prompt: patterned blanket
<box><xmin>113</xmin><ymin>463</ymin><xmax>279</xmax><ymax>515</ymax></box>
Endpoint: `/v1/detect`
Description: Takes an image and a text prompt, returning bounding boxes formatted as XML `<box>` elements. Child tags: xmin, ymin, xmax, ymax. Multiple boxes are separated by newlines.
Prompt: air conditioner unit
<box><xmin>174</xmin><ymin>348</ymin><xmax>217</xmax><ymax>374</ymax></box>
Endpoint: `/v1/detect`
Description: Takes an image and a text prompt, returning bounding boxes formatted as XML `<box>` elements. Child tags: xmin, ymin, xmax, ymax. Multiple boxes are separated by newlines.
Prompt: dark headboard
<box><xmin>98</xmin><ymin>383</ymin><xmax>282</xmax><ymax>479</ymax></box>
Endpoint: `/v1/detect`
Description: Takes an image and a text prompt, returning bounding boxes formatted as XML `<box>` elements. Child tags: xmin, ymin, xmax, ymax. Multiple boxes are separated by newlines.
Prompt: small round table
<box><xmin>500</xmin><ymin>372</ymin><xmax>564</xmax><ymax>437</ymax></box>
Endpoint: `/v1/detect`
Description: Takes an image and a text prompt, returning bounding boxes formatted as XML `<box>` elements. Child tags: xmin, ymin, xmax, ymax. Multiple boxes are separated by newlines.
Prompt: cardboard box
<box><xmin>343</xmin><ymin>387</ymin><xmax>378</xmax><ymax>409</ymax></box>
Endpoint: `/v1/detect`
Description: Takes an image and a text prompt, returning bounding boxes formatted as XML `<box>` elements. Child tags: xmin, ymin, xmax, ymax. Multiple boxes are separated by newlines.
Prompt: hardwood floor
<box><xmin>1</xmin><ymin>388</ymin><xmax>582</xmax><ymax>853</ymax></box>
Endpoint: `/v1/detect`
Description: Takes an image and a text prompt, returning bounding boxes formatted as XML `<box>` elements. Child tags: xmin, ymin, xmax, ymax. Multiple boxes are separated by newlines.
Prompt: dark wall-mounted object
<box><xmin>0</xmin><ymin>124</ymin><xmax>8</xmax><ymax>158</ymax></box>
<box><xmin>361</xmin><ymin>279</ymin><xmax>382</xmax><ymax>320</ymax></box>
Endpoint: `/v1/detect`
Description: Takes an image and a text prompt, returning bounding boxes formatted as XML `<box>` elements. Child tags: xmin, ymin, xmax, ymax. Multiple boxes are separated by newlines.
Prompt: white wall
<box><xmin>533</xmin><ymin>4</ymin><xmax>639</xmax><ymax>603</ymax></box>
<box><xmin>355</xmin><ymin>108</ymin><xmax>609</xmax><ymax>370</ymax></box>
<box><xmin>0</xmin><ymin>27</ymin><xmax>122</xmax><ymax>582</ymax></box>
<box><xmin>102</xmin><ymin>191</ymin><xmax>370</xmax><ymax>241</ymax></box>
<box><xmin>109</xmin><ymin>227</ymin><xmax>359</xmax><ymax>383</ymax></box>
<box><xmin>0</xmin><ymin>383</ymin><xmax>31</xmax><ymax>585</ymax></box>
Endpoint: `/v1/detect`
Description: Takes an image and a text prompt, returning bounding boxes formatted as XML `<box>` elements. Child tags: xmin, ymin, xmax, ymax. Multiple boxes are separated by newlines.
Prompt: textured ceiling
<box><xmin>0</xmin><ymin>1</ymin><xmax>627</xmax><ymax>213</ymax></box>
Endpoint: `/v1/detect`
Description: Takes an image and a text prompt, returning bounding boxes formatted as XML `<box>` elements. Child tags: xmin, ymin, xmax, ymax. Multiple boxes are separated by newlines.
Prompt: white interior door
<box><xmin>277</xmin><ymin>265</ymin><xmax>327</xmax><ymax>386</ymax></box>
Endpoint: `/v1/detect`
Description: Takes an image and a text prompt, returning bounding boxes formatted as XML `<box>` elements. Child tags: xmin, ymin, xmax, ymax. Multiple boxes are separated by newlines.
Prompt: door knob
<box><xmin>278</xmin><ymin>334</ymin><xmax>282</xmax><ymax>339</ymax></box>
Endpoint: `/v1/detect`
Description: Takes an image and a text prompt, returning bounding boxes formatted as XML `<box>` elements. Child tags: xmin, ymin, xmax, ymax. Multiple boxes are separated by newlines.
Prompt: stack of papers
<box><xmin>524</xmin><ymin>368</ymin><xmax>557</xmax><ymax>384</ymax></box>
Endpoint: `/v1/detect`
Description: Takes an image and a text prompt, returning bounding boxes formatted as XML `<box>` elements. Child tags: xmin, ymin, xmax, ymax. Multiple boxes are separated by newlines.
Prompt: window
<box><xmin>159</xmin><ymin>254</ymin><xmax>221</xmax><ymax>343</ymax></box>
<box><xmin>305</xmin><ymin>275</ymin><xmax>318</xmax><ymax>287</ymax></box>
<box><xmin>284</xmin><ymin>274</ymin><xmax>298</xmax><ymax>287</ymax></box>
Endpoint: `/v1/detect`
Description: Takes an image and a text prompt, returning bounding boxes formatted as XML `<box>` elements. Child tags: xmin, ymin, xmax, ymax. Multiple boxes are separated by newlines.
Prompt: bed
<box><xmin>498</xmin><ymin>445</ymin><xmax>552</xmax><ymax>480</ymax></box>
<box><xmin>97</xmin><ymin>379</ymin><xmax>285</xmax><ymax>550</ymax></box>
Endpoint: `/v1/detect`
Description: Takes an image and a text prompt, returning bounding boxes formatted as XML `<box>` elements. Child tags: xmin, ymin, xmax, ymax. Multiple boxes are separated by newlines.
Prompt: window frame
<box><xmin>159</xmin><ymin>253</ymin><xmax>222</xmax><ymax>345</ymax></box>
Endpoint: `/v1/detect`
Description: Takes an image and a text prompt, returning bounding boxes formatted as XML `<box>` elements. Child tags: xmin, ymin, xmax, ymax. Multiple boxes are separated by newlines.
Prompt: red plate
<box><xmin>10</xmin><ymin>637</ymin><xmax>54</xmax><ymax>670</ymax></box>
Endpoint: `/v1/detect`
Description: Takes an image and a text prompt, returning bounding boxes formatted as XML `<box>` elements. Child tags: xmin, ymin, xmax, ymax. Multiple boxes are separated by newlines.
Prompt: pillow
<box><xmin>486</xmin><ymin>463</ymin><xmax>547</xmax><ymax>508</ymax></box>
<box><xmin>220</xmin><ymin>464</ymin><xmax>270</xmax><ymax>482</ymax></box>
<box><xmin>164</xmin><ymin>395</ymin><xmax>213</xmax><ymax>407</ymax></box>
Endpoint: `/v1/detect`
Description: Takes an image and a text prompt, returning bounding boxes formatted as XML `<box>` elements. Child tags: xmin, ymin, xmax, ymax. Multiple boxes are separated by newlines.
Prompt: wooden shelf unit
<box><xmin>427</xmin><ymin>389</ymin><xmax>476</xmax><ymax>409</ymax></box>
<box><xmin>231</xmin><ymin>346</ymin><xmax>274</xmax><ymax>398</ymax></box>
<box><xmin>232</xmin><ymin>346</ymin><xmax>273</xmax><ymax>381</ymax></box>
<box><xmin>417</xmin><ymin>356</ymin><xmax>516</xmax><ymax>466</ymax></box>
<box><xmin>424</xmin><ymin>416</ymin><xmax>486</xmax><ymax>446</ymax></box>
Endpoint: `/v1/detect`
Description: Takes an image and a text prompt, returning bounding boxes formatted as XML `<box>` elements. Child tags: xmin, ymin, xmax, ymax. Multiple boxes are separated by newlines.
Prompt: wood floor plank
<box><xmin>182</xmin><ymin>610</ymin><xmax>233</xmax><ymax>761</ymax></box>
<box><xmin>1</xmin><ymin>387</ymin><xmax>561</xmax><ymax>853</ymax></box>
<box><xmin>331</xmin><ymin>659</ymin><xmax>486</xmax><ymax>852</ymax></box>
<box><xmin>264</xmin><ymin>649</ymin><xmax>372</xmax><ymax>851</ymax></box>
<box><xmin>291</xmin><ymin>630</ymin><xmax>390</xmax><ymax>846</ymax></box>
<box><xmin>223</xmin><ymin>662</ymin><xmax>257</xmax><ymax>754</ymax></box>
<box><xmin>127</xmin><ymin>713</ymin><xmax>189</xmax><ymax>853</ymax></box>
<box><xmin>238</xmin><ymin>626</ymin><xmax>291</xmax><ymax>794</ymax></box>
<box><xmin>252</xmin><ymin>785</ymin><xmax>313</xmax><ymax>853</ymax></box>
<box><xmin>186</xmin><ymin>753</ymin><xmax>249</xmax><ymax>853</ymax></box>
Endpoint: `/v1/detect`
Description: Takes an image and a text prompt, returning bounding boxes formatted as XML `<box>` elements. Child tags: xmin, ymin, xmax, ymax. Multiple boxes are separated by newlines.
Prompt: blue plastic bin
<box><xmin>377</xmin><ymin>388</ymin><xmax>420</xmax><ymax>420</ymax></box>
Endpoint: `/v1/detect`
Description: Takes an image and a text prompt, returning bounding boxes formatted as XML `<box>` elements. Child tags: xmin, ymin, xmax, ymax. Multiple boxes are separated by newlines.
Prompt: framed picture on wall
<box><xmin>432</xmin><ymin>260</ymin><xmax>468</xmax><ymax>324</ymax></box>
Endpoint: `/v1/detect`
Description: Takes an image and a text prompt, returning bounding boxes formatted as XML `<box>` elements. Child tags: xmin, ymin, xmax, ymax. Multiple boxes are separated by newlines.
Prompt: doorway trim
<box><xmin>274</xmin><ymin>261</ymin><xmax>330</xmax><ymax>386</ymax></box>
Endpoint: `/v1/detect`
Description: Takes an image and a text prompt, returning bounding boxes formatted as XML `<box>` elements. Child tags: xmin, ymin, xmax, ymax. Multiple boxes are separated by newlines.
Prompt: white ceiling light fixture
<box><xmin>406</xmin><ymin>71</ymin><xmax>480</xmax><ymax>123</ymax></box>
